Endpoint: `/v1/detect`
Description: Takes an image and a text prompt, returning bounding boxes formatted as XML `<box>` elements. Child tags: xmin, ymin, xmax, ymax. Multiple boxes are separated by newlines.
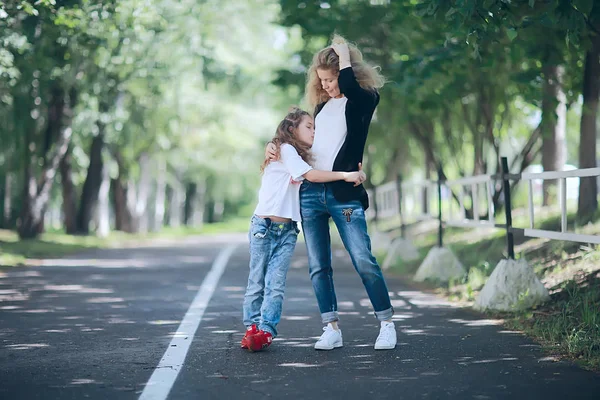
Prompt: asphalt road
<box><xmin>1</xmin><ymin>233</ymin><xmax>599</xmax><ymax>400</ymax></box>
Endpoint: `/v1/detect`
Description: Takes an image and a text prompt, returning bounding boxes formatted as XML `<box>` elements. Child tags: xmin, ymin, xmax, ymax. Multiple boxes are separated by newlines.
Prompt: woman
<box><xmin>266</xmin><ymin>35</ymin><xmax>396</xmax><ymax>350</ymax></box>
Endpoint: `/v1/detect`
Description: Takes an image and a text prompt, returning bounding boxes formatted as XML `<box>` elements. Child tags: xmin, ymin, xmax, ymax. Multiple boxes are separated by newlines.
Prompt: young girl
<box><xmin>242</xmin><ymin>107</ymin><xmax>365</xmax><ymax>352</ymax></box>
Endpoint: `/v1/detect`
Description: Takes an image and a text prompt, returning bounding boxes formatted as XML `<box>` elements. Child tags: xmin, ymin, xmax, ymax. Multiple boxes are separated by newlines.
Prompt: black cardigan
<box><xmin>314</xmin><ymin>67</ymin><xmax>380</xmax><ymax>210</ymax></box>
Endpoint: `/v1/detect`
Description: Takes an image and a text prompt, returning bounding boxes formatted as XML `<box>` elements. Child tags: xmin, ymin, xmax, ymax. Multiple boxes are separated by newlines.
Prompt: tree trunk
<box><xmin>111</xmin><ymin>148</ymin><xmax>135</xmax><ymax>233</ymax></box>
<box><xmin>18</xmin><ymin>86</ymin><xmax>73</xmax><ymax>239</ymax></box>
<box><xmin>134</xmin><ymin>153</ymin><xmax>151</xmax><ymax>233</ymax></box>
<box><xmin>541</xmin><ymin>63</ymin><xmax>567</xmax><ymax>206</ymax></box>
<box><xmin>96</xmin><ymin>152</ymin><xmax>111</xmax><ymax>237</ymax></box>
<box><xmin>59</xmin><ymin>145</ymin><xmax>78</xmax><ymax>234</ymax></box>
<box><xmin>3</xmin><ymin>173</ymin><xmax>12</xmax><ymax>228</ymax></box>
<box><xmin>211</xmin><ymin>199</ymin><xmax>223</xmax><ymax>224</ymax></box>
<box><xmin>152</xmin><ymin>158</ymin><xmax>167</xmax><ymax>232</ymax></box>
<box><xmin>478</xmin><ymin>88</ymin><xmax>493</xmax><ymax>176</ymax></box>
<box><xmin>423</xmin><ymin>152</ymin><xmax>432</xmax><ymax>214</ymax></box>
<box><xmin>577</xmin><ymin>38</ymin><xmax>600</xmax><ymax>223</ymax></box>
<box><xmin>112</xmin><ymin>177</ymin><xmax>134</xmax><ymax>233</ymax></box>
<box><xmin>76</xmin><ymin>132</ymin><xmax>105</xmax><ymax>234</ymax></box>
<box><xmin>183</xmin><ymin>182</ymin><xmax>197</xmax><ymax>225</ymax></box>
<box><xmin>167</xmin><ymin>183</ymin><xmax>184</xmax><ymax>227</ymax></box>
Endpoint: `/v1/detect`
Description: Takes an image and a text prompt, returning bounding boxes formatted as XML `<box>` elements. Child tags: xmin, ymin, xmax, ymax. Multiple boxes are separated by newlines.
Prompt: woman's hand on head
<box><xmin>265</xmin><ymin>142</ymin><xmax>279</xmax><ymax>161</ymax></box>
<box><xmin>331</xmin><ymin>43</ymin><xmax>351</xmax><ymax>68</ymax></box>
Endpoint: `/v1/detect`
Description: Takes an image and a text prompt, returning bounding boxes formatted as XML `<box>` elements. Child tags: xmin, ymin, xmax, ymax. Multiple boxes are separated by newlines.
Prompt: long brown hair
<box><xmin>261</xmin><ymin>107</ymin><xmax>314</xmax><ymax>173</ymax></box>
<box><xmin>305</xmin><ymin>34</ymin><xmax>385</xmax><ymax>110</ymax></box>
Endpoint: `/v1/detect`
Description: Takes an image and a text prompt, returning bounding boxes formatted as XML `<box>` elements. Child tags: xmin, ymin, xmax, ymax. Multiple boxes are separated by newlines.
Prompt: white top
<box><xmin>312</xmin><ymin>96</ymin><xmax>348</xmax><ymax>171</ymax></box>
<box><xmin>254</xmin><ymin>144</ymin><xmax>313</xmax><ymax>222</ymax></box>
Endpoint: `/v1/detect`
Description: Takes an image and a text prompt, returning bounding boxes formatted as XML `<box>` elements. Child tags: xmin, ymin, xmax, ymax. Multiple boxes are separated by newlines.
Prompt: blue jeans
<box><xmin>300</xmin><ymin>181</ymin><xmax>393</xmax><ymax>324</ymax></box>
<box><xmin>243</xmin><ymin>215</ymin><xmax>299</xmax><ymax>337</ymax></box>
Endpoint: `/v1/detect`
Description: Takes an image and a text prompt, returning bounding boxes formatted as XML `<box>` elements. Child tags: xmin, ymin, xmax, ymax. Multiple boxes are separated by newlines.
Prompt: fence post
<box><xmin>396</xmin><ymin>173</ymin><xmax>405</xmax><ymax>239</ymax></box>
<box><xmin>437</xmin><ymin>166</ymin><xmax>443</xmax><ymax>248</ymax></box>
<box><xmin>501</xmin><ymin>157</ymin><xmax>515</xmax><ymax>259</ymax></box>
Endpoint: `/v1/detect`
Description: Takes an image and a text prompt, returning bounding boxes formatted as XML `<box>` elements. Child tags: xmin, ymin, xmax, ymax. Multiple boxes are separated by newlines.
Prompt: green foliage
<box><xmin>1</xmin><ymin>0</ymin><xmax>302</xmax><ymax>233</ymax></box>
<box><xmin>1</xmin><ymin>0</ymin><xmax>599</xmax><ymax>235</ymax></box>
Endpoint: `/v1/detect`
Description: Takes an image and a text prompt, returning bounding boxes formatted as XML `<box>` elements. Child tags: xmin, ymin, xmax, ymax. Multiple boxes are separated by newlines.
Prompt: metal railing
<box><xmin>368</xmin><ymin>157</ymin><xmax>600</xmax><ymax>257</ymax></box>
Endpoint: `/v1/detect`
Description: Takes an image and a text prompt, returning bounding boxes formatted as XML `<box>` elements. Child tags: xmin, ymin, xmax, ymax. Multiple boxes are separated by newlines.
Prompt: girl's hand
<box><xmin>265</xmin><ymin>142</ymin><xmax>279</xmax><ymax>161</ymax></box>
<box><xmin>331</xmin><ymin>43</ymin><xmax>351</xmax><ymax>68</ymax></box>
<box><xmin>343</xmin><ymin>164</ymin><xmax>367</xmax><ymax>187</ymax></box>
<box><xmin>357</xmin><ymin>162</ymin><xmax>366</xmax><ymax>183</ymax></box>
<box><xmin>343</xmin><ymin>172</ymin><xmax>363</xmax><ymax>186</ymax></box>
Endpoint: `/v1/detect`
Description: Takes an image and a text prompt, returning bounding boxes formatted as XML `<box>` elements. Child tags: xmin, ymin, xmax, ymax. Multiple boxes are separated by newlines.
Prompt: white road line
<box><xmin>139</xmin><ymin>244</ymin><xmax>238</xmax><ymax>400</ymax></box>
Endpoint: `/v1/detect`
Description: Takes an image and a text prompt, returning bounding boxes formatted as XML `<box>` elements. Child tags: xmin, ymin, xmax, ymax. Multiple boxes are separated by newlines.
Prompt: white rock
<box><xmin>369</xmin><ymin>229</ymin><xmax>392</xmax><ymax>253</ymax></box>
<box><xmin>474</xmin><ymin>258</ymin><xmax>550</xmax><ymax>312</ymax></box>
<box><xmin>413</xmin><ymin>246</ymin><xmax>466</xmax><ymax>282</ymax></box>
<box><xmin>382</xmin><ymin>237</ymin><xmax>420</xmax><ymax>270</ymax></box>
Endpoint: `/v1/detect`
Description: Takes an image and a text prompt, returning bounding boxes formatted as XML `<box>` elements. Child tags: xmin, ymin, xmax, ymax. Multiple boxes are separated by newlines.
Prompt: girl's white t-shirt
<box><xmin>254</xmin><ymin>144</ymin><xmax>313</xmax><ymax>222</ymax></box>
<box><xmin>312</xmin><ymin>96</ymin><xmax>348</xmax><ymax>171</ymax></box>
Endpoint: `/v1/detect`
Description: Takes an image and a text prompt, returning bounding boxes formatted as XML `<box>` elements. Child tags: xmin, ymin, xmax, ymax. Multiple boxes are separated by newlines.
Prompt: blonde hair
<box><xmin>305</xmin><ymin>34</ymin><xmax>385</xmax><ymax>110</ymax></box>
<box><xmin>261</xmin><ymin>107</ymin><xmax>314</xmax><ymax>173</ymax></box>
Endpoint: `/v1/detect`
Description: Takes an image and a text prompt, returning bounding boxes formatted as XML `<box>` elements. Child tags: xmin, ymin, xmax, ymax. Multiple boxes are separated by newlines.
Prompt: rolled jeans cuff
<box><xmin>374</xmin><ymin>307</ymin><xmax>394</xmax><ymax>321</ymax></box>
<box><xmin>321</xmin><ymin>311</ymin><xmax>339</xmax><ymax>324</ymax></box>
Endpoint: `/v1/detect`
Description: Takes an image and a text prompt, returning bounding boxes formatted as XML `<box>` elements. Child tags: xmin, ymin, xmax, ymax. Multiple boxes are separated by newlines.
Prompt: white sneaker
<box><xmin>314</xmin><ymin>323</ymin><xmax>343</xmax><ymax>350</ymax></box>
<box><xmin>374</xmin><ymin>321</ymin><xmax>396</xmax><ymax>350</ymax></box>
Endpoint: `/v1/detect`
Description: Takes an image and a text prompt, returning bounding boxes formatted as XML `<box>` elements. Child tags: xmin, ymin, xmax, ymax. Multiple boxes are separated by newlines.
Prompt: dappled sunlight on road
<box><xmin>538</xmin><ymin>356</ymin><xmax>560</xmax><ymax>363</ymax></box>
<box><xmin>40</xmin><ymin>254</ymin><xmax>211</xmax><ymax>269</ymax></box>
<box><xmin>0</xmin><ymin>289</ymin><xmax>29</xmax><ymax>301</ymax></box>
<box><xmin>43</xmin><ymin>284</ymin><xmax>114</xmax><ymax>294</ymax></box>
<box><xmin>86</xmin><ymin>297</ymin><xmax>125</xmax><ymax>303</ymax></box>
<box><xmin>338</xmin><ymin>311</ymin><xmax>361</xmax><ymax>316</ymax></box>
<box><xmin>0</xmin><ymin>247</ymin><xmax>219</xmax><ymax>383</ymax></box>
<box><xmin>5</xmin><ymin>343</ymin><xmax>50</xmax><ymax>350</ymax></box>
<box><xmin>19</xmin><ymin>308</ymin><xmax>54</xmax><ymax>313</ymax></box>
<box><xmin>397</xmin><ymin>290</ymin><xmax>457</xmax><ymax>308</ymax></box>
<box><xmin>279</xmin><ymin>362</ymin><xmax>335</xmax><ymax>368</ymax></box>
<box><xmin>222</xmin><ymin>286</ymin><xmax>244</xmax><ymax>292</ymax></box>
<box><xmin>448</xmin><ymin>318</ymin><xmax>504</xmax><ymax>327</ymax></box>
<box><xmin>391</xmin><ymin>312</ymin><xmax>422</xmax><ymax>321</ymax></box>
<box><xmin>399</xmin><ymin>328</ymin><xmax>431</xmax><ymax>335</ymax></box>
<box><xmin>148</xmin><ymin>320</ymin><xmax>180</xmax><ymax>325</ymax></box>
<box><xmin>338</xmin><ymin>300</ymin><xmax>355</xmax><ymax>308</ymax></box>
<box><xmin>458</xmin><ymin>357</ymin><xmax>519</xmax><ymax>365</ymax></box>
<box><xmin>281</xmin><ymin>315</ymin><xmax>311</xmax><ymax>321</ymax></box>
<box><xmin>70</xmin><ymin>379</ymin><xmax>101</xmax><ymax>385</ymax></box>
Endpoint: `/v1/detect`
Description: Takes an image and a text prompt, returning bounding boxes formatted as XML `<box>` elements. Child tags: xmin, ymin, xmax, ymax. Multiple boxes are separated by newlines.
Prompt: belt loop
<box><xmin>264</xmin><ymin>217</ymin><xmax>272</xmax><ymax>227</ymax></box>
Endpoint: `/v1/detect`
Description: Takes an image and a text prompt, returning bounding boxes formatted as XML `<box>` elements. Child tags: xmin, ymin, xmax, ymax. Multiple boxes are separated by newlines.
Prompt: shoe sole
<box><xmin>374</xmin><ymin>344</ymin><xmax>396</xmax><ymax>350</ymax></box>
<box><xmin>314</xmin><ymin>342</ymin><xmax>343</xmax><ymax>351</ymax></box>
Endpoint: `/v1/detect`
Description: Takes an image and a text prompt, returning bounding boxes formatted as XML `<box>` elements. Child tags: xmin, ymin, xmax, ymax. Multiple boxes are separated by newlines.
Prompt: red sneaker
<box><xmin>247</xmin><ymin>330</ymin><xmax>273</xmax><ymax>352</ymax></box>
<box><xmin>241</xmin><ymin>324</ymin><xmax>259</xmax><ymax>349</ymax></box>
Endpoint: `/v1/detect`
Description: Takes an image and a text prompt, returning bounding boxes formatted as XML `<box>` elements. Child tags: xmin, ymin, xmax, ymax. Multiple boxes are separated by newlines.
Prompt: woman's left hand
<box><xmin>331</xmin><ymin>43</ymin><xmax>351</xmax><ymax>67</ymax></box>
<box><xmin>356</xmin><ymin>163</ymin><xmax>366</xmax><ymax>186</ymax></box>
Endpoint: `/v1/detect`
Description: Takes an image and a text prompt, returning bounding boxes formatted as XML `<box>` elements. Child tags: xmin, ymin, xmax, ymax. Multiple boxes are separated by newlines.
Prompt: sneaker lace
<box><xmin>319</xmin><ymin>325</ymin><xmax>337</xmax><ymax>341</ymax></box>
<box><xmin>377</xmin><ymin>324</ymin><xmax>394</xmax><ymax>341</ymax></box>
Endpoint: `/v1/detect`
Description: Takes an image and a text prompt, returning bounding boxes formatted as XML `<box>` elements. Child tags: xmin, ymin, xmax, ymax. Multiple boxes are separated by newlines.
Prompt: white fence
<box><xmin>368</xmin><ymin>159</ymin><xmax>600</xmax><ymax>247</ymax></box>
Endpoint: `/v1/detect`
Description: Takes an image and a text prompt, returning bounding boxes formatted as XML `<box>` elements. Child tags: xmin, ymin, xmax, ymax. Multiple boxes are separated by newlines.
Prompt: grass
<box><xmin>503</xmin><ymin>276</ymin><xmax>600</xmax><ymax>371</ymax></box>
<box><xmin>382</xmin><ymin>211</ymin><xmax>600</xmax><ymax>371</ymax></box>
<box><xmin>0</xmin><ymin>216</ymin><xmax>251</xmax><ymax>267</ymax></box>
<box><xmin>0</xmin><ymin>229</ymin><xmax>119</xmax><ymax>266</ymax></box>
